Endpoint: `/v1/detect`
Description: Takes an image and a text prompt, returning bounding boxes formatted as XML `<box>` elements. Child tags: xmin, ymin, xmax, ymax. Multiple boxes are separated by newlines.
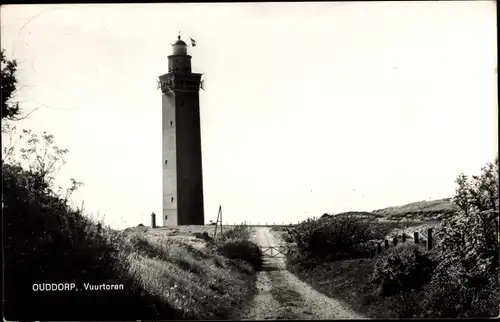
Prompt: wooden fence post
<box><xmin>402</xmin><ymin>233</ymin><xmax>406</xmax><ymax>243</ymax></box>
<box><xmin>393</xmin><ymin>237</ymin><xmax>398</xmax><ymax>246</ymax></box>
<box><xmin>384</xmin><ymin>239</ymin><xmax>389</xmax><ymax>249</ymax></box>
<box><xmin>377</xmin><ymin>243</ymin><xmax>382</xmax><ymax>254</ymax></box>
<box><xmin>427</xmin><ymin>228</ymin><xmax>433</xmax><ymax>250</ymax></box>
<box><xmin>414</xmin><ymin>232</ymin><xmax>419</xmax><ymax>244</ymax></box>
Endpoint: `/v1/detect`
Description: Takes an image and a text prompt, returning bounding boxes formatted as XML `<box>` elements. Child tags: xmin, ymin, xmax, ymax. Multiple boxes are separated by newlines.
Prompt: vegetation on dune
<box><xmin>282</xmin><ymin>215</ymin><xmax>378</xmax><ymax>265</ymax></box>
<box><xmin>370</xmin><ymin>244</ymin><xmax>436</xmax><ymax>296</ymax></box>
<box><xmin>282</xmin><ymin>156</ymin><xmax>499</xmax><ymax>318</ymax></box>
<box><xmin>2</xmin><ymin>127</ymin><xmax>260</xmax><ymax>320</ymax></box>
<box><xmin>212</xmin><ymin>225</ymin><xmax>264</xmax><ymax>271</ymax></box>
<box><xmin>331</xmin><ymin>211</ymin><xmax>386</xmax><ymax>219</ymax></box>
<box><xmin>372</xmin><ymin>198</ymin><xmax>455</xmax><ymax>221</ymax></box>
<box><xmin>1</xmin><ymin>50</ymin><xmax>261</xmax><ymax>320</ymax></box>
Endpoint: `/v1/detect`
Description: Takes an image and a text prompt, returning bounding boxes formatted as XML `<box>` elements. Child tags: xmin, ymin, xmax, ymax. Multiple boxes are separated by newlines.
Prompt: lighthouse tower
<box><xmin>159</xmin><ymin>35</ymin><xmax>205</xmax><ymax>226</ymax></box>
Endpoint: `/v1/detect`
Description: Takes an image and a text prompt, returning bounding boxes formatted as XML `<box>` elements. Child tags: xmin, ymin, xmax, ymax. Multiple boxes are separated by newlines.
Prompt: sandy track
<box><xmin>242</xmin><ymin>227</ymin><xmax>364</xmax><ymax>320</ymax></box>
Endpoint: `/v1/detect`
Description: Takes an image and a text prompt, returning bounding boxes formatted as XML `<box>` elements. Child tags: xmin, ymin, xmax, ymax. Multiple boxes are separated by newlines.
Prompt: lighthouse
<box><xmin>159</xmin><ymin>35</ymin><xmax>205</xmax><ymax>226</ymax></box>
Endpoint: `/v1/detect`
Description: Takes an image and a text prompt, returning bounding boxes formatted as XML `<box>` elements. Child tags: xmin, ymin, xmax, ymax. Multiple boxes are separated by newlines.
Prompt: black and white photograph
<box><xmin>1</xmin><ymin>1</ymin><xmax>498</xmax><ymax>320</ymax></box>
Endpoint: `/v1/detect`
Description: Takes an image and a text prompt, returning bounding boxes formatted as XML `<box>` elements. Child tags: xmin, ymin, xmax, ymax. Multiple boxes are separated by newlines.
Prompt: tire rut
<box><xmin>242</xmin><ymin>227</ymin><xmax>364</xmax><ymax>320</ymax></box>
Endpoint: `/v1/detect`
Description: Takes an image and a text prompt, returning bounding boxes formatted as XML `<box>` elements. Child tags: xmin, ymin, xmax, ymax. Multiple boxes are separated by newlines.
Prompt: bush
<box><xmin>193</xmin><ymin>231</ymin><xmax>215</xmax><ymax>243</ymax></box>
<box><xmin>286</xmin><ymin>247</ymin><xmax>320</xmax><ymax>269</ymax></box>
<box><xmin>370</xmin><ymin>244</ymin><xmax>436</xmax><ymax>296</ymax></box>
<box><xmin>219</xmin><ymin>225</ymin><xmax>251</xmax><ymax>241</ymax></box>
<box><xmin>1</xmin><ymin>129</ymin><xmax>183</xmax><ymax>320</ymax></box>
<box><xmin>209</xmin><ymin>225</ymin><xmax>263</xmax><ymax>271</ymax></box>
<box><xmin>216</xmin><ymin>237</ymin><xmax>263</xmax><ymax>271</ymax></box>
<box><xmin>420</xmin><ymin>273</ymin><xmax>498</xmax><ymax>318</ymax></box>
<box><xmin>2</xmin><ymin>163</ymin><xmax>182</xmax><ymax>320</ymax></box>
<box><xmin>2</xmin><ymin>127</ymin><xmax>261</xmax><ymax>320</ymax></box>
<box><xmin>419</xmin><ymin>156</ymin><xmax>499</xmax><ymax>318</ymax></box>
<box><xmin>283</xmin><ymin>215</ymin><xmax>376</xmax><ymax>261</ymax></box>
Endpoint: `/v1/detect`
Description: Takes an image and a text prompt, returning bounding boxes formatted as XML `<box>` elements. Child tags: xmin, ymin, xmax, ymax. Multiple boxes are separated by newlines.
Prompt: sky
<box><xmin>1</xmin><ymin>2</ymin><xmax>497</xmax><ymax>228</ymax></box>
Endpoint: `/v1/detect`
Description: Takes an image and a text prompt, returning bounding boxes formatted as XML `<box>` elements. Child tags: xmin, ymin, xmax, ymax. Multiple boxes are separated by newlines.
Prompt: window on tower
<box><xmin>165</xmin><ymin>160</ymin><xmax>168</xmax><ymax>165</ymax></box>
<box><xmin>171</xmin><ymin>197</ymin><xmax>174</xmax><ymax>202</ymax></box>
<box><xmin>170</xmin><ymin>121</ymin><xmax>173</xmax><ymax>127</ymax></box>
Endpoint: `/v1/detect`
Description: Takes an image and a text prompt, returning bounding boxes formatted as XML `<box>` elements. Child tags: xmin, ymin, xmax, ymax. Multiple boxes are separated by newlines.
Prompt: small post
<box><xmin>377</xmin><ymin>243</ymin><xmax>382</xmax><ymax>254</ymax></box>
<box><xmin>414</xmin><ymin>232</ymin><xmax>419</xmax><ymax>244</ymax></box>
<box><xmin>427</xmin><ymin>228</ymin><xmax>433</xmax><ymax>250</ymax></box>
<box><xmin>220</xmin><ymin>206</ymin><xmax>223</xmax><ymax>237</ymax></box>
<box><xmin>393</xmin><ymin>237</ymin><xmax>398</xmax><ymax>246</ymax></box>
<box><xmin>151</xmin><ymin>212</ymin><xmax>156</xmax><ymax>229</ymax></box>
<box><xmin>384</xmin><ymin>239</ymin><xmax>389</xmax><ymax>249</ymax></box>
<box><xmin>402</xmin><ymin>233</ymin><xmax>406</xmax><ymax>243</ymax></box>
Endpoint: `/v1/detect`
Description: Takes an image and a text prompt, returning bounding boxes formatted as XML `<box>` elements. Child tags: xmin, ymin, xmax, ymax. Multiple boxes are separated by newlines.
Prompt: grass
<box><xmin>287</xmin><ymin>242</ymin><xmax>441</xmax><ymax>318</ymax></box>
<box><xmin>287</xmin><ymin>256</ymin><xmax>406</xmax><ymax>318</ymax></box>
<box><xmin>309</xmin><ymin>199</ymin><xmax>454</xmax><ymax>224</ymax></box>
<box><xmin>5</xmin><ymin>215</ymin><xmax>258</xmax><ymax>320</ymax></box>
<box><xmin>287</xmin><ymin>247</ymin><xmax>498</xmax><ymax>319</ymax></box>
<box><xmin>275</xmin><ymin>221</ymin><xmax>433</xmax><ymax>318</ymax></box>
<box><xmin>119</xmin><ymin>230</ymin><xmax>258</xmax><ymax>320</ymax></box>
<box><xmin>279</xmin><ymin>211</ymin><xmax>496</xmax><ymax>319</ymax></box>
<box><xmin>372</xmin><ymin>198</ymin><xmax>455</xmax><ymax>221</ymax></box>
<box><xmin>3</xmin><ymin>161</ymin><xmax>260</xmax><ymax>320</ymax></box>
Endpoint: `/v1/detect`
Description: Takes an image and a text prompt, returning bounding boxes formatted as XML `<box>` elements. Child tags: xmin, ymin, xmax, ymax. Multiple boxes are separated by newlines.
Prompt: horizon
<box><xmin>1</xmin><ymin>2</ymin><xmax>497</xmax><ymax>229</ymax></box>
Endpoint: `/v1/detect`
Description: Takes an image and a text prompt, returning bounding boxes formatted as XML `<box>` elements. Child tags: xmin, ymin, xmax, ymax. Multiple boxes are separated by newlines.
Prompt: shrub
<box><xmin>216</xmin><ymin>237</ymin><xmax>263</xmax><ymax>271</ymax></box>
<box><xmin>193</xmin><ymin>231</ymin><xmax>214</xmax><ymax>243</ymax></box>
<box><xmin>208</xmin><ymin>225</ymin><xmax>263</xmax><ymax>271</ymax></box>
<box><xmin>2</xmin><ymin>163</ymin><xmax>183</xmax><ymax>320</ymax></box>
<box><xmin>219</xmin><ymin>225</ymin><xmax>251</xmax><ymax>241</ymax></box>
<box><xmin>420</xmin><ymin>272</ymin><xmax>498</xmax><ymax>318</ymax></box>
<box><xmin>420</xmin><ymin>156</ymin><xmax>499</xmax><ymax>318</ymax></box>
<box><xmin>370</xmin><ymin>244</ymin><xmax>436</xmax><ymax>296</ymax></box>
<box><xmin>1</xmin><ymin>129</ymin><xmax>184</xmax><ymax>320</ymax></box>
<box><xmin>283</xmin><ymin>215</ymin><xmax>376</xmax><ymax>261</ymax></box>
<box><xmin>286</xmin><ymin>247</ymin><xmax>320</xmax><ymax>269</ymax></box>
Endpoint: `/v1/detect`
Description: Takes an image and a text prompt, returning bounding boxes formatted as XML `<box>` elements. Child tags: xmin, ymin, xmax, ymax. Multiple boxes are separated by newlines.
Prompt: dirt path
<box><xmin>242</xmin><ymin>227</ymin><xmax>364</xmax><ymax>320</ymax></box>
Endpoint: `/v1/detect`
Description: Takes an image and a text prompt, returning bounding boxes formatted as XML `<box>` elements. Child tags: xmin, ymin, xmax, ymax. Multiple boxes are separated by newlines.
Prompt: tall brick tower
<box><xmin>159</xmin><ymin>35</ymin><xmax>204</xmax><ymax>226</ymax></box>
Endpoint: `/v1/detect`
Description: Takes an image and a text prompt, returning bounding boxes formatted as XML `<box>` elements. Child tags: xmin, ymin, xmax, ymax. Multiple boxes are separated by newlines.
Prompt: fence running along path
<box><xmin>368</xmin><ymin>228</ymin><xmax>435</xmax><ymax>258</ymax></box>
